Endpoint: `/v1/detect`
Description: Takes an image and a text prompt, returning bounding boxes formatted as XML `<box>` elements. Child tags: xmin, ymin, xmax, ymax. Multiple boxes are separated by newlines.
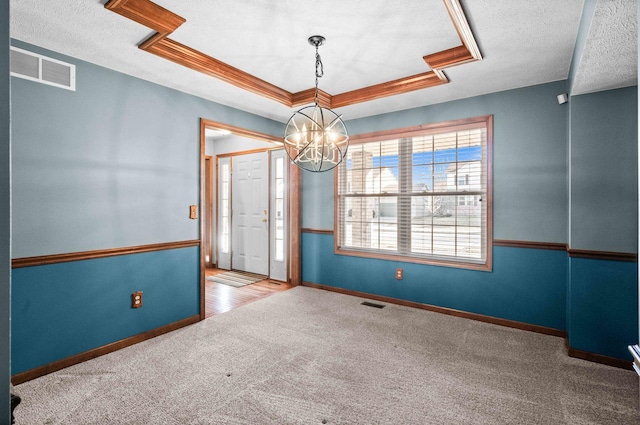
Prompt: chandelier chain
<box><xmin>314</xmin><ymin>46</ymin><xmax>323</xmax><ymax>105</ymax></box>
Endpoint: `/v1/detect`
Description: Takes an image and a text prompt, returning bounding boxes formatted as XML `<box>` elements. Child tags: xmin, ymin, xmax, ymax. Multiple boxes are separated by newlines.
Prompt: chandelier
<box><xmin>283</xmin><ymin>36</ymin><xmax>349</xmax><ymax>172</ymax></box>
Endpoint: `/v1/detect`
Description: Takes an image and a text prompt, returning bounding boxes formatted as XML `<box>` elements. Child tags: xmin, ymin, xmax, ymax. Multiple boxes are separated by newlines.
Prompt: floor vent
<box><xmin>10</xmin><ymin>46</ymin><xmax>76</xmax><ymax>91</ymax></box>
<box><xmin>361</xmin><ymin>301</ymin><xmax>385</xmax><ymax>309</ymax></box>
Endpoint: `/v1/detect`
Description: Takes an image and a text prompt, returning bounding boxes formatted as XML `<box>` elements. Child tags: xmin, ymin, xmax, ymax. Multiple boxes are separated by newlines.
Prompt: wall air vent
<box><xmin>10</xmin><ymin>47</ymin><xmax>76</xmax><ymax>91</ymax></box>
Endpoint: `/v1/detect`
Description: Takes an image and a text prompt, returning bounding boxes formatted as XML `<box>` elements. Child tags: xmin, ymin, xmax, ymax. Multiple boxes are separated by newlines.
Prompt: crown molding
<box><xmin>105</xmin><ymin>0</ymin><xmax>482</xmax><ymax>110</ymax></box>
<box><xmin>105</xmin><ymin>0</ymin><xmax>185</xmax><ymax>34</ymax></box>
<box><xmin>140</xmin><ymin>35</ymin><xmax>293</xmax><ymax>106</ymax></box>
<box><xmin>331</xmin><ymin>71</ymin><xmax>449</xmax><ymax>108</ymax></box>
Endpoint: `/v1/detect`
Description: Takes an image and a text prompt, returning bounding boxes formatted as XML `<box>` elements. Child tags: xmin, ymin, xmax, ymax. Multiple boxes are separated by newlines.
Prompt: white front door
<box><xmin>231</xmin><ymin>151</ymin><xmax>269</xmax><ymax>275</ymax></box>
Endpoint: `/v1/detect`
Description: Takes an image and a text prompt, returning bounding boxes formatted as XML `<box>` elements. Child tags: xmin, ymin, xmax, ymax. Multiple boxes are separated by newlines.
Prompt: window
<box><xmin>335</xmin><ymin>116</ymin><xmax>492</xmax><ymax>270</ymax></box>
<box><xmin>274</xmin><ymin>156</ymin><xmax>285</xmax><ymax>262</ymax></box>
<box><xmin>219</xmin><ymin>162</ymin><xmax>230</xmax><ymax>254</ymax></box>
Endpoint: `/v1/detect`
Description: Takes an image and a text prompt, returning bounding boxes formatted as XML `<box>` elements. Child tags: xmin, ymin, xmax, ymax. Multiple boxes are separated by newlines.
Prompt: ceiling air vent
<box><xmin>10</xmin><ymin>46</ymin><xmax>75</xmax><ymax>91</ymax></box>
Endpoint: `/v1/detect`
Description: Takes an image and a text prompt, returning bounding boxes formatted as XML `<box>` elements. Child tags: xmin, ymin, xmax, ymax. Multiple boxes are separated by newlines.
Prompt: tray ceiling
<box><xmin>9</xmin><ymin>0</ymin><xmax>638</xmax><ymax>122</ymax></box>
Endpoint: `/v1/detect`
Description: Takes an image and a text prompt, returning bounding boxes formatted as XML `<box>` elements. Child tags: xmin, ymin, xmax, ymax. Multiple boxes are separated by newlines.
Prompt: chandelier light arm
<box><xmin>291</xmin><ymin>136</ymin><xmax>316</xmax><ymax>161</ymax></box>
<box><xmin>291</xmin><ymin>146</ymin><xmax>309</xmax><ymax>164</ymax></box>
<box><xmin>295</xmin><ymin>110</ymin><xmax>323</xmax><ymax>129</ymax></box>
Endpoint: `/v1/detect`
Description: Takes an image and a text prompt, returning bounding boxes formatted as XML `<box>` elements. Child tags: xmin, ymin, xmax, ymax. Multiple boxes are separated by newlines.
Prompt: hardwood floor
<box><xmin>204</xmin><ymin>268</ymin><xmax>293</xmax><ymax>318</ymax></box>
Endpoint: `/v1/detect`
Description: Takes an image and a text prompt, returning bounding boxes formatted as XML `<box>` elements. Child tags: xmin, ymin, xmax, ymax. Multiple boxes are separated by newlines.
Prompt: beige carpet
<box><xmin>14</xmin><ymin>286</ymin><xmax>640</xmax><ymax>424</ymax></box>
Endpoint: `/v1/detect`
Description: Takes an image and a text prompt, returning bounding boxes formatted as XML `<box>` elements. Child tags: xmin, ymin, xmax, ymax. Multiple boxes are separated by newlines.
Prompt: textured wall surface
<box><xmin>569</xmin><ymin>86</ymin><xmax>638</xmax><ymax>253</ymax></box>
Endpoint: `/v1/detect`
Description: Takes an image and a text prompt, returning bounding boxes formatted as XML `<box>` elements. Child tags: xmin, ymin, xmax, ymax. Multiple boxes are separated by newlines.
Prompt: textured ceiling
<box><xmin>572</xmin><ymin>0</ymin><xmax>638</xmax><ymax>95</ymax></box>
<box><xmin>8</xmin><ymin>0</ymin><xmax>637</xmax><ymax>123</ymax></box>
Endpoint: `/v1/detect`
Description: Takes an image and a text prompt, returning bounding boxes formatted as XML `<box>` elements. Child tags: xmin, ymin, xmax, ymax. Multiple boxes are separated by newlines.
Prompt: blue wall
<box><xmin>11</xmin><ymin>40</ymin><xmax>282</xmax><ymax>258</ymax></box>
<box><xmin>568</xmin><ymin>257</ymin><xmax>637</xmax><ymax>359</ymax></box>
<box><xmin>566</xmin><ymin>87</ymin><xmax>639</xmax><ymax>360</ymax></box>
<box><xmin>306</xmin><ymin>81</ymin><xmax>569</xmax><ymax>243</ymax></box>
<box><xmin>10</xmin><ymin>40</ymin><xmax>283</xmax><ymax>376</ymax></box>
<box><xmin>302</xmin><ymin>81</ymin><xmax>638</xmax><ymax>361</ymax></box>
<box><xmin>1</xmin><ymin>2</ymin><xmax>10</xmax><ymax>423</ymax></box>
<box><xmin>301</xmin><ymin>171</ymin><xmax>334</xmax><ymax>230</ymax></box>
<box><xmin>11</xmin><ymin>247</ymin><xmax>199</xmax><ymax>374</ymax></box>
<box><xmin>303</xmin><ymin>234</ymin><xmax>566</xmax><ymax>330</ymax></box>
<box><xmin>569</xmin><ymin>87</ymin><xmax>638</xmax><ymax>253</ymax></box>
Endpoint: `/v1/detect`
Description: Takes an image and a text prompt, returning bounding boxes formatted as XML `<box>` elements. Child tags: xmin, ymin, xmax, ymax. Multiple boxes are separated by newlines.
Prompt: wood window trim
<box><xmin>334</xmin><ymin>115</ymin><xmax>493</xmax><ymax>272</ymax></box>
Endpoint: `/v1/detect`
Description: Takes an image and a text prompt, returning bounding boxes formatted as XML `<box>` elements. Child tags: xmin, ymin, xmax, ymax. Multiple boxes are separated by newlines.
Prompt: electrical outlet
<box><xmin>132</xmin><ymin>291</ymin><xmax>143</xmax><ymax>308</ymax></box>
<box><xmin>396</xmin><ymin>268</ymin><xmax>403</xmax><ymax>280</ymax></box>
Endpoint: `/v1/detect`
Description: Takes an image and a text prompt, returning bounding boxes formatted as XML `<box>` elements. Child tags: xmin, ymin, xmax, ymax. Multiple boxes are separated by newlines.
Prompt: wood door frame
<box><xmin>199</xmin><ymin>118</ymin><xmax>301</xmax><ymax>320</ymax></box>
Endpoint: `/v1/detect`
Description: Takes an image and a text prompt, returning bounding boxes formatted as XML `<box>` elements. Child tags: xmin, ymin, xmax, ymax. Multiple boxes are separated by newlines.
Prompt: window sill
<box><xmin>334</xmin><ymin>246</ymin><xmax>492</xmax><ymax>272</ymax></box>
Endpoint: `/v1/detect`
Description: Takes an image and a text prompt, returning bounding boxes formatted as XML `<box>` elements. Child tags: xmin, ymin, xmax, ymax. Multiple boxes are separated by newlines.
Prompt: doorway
<box><xmin>199</xmin><ymin>118</ymin><xmax>301</xmax><ymax>320</ymax></box>
<box><xmin>217</xmin><ymin>149</ymin><xmax>289</xmax><ymax>278</ymax></box>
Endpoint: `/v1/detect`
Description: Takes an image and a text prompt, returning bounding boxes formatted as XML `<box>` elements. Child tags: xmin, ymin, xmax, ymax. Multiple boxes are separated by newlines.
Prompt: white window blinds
<box><xmin>336</xmin><ymin>116</ymin><xmax>492</xmax><ymax>270</ymax></box>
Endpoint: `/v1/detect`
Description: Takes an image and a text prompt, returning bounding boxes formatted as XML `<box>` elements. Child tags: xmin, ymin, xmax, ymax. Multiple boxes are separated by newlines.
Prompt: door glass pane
<box><xmin>274</xmin><ymin>157</ymin><xmax>285</xmax><ymax>262</ymax></box>
<box><xmin>275</xmin><ymin>239</ymin><xmax>284</xmax><ymax>261</ymax></box>
<box><xmin>220</xmin><ymin>162</ymin><xmax>230</xmax><ymax>254</ymax></box>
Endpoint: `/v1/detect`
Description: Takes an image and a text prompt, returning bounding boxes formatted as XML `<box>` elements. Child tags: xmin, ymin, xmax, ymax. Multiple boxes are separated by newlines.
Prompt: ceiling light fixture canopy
<box><xmin>283</xmin><ymin>36</ymin><xmax>349</xmax><ymax>172</ymax></box>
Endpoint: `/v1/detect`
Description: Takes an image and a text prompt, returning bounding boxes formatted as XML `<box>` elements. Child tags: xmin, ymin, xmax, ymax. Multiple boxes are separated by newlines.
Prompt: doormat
<box><xmin>206</xmin><ymin>270</ymin><xmax>267</xmax><ymax>288</ymax></box>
